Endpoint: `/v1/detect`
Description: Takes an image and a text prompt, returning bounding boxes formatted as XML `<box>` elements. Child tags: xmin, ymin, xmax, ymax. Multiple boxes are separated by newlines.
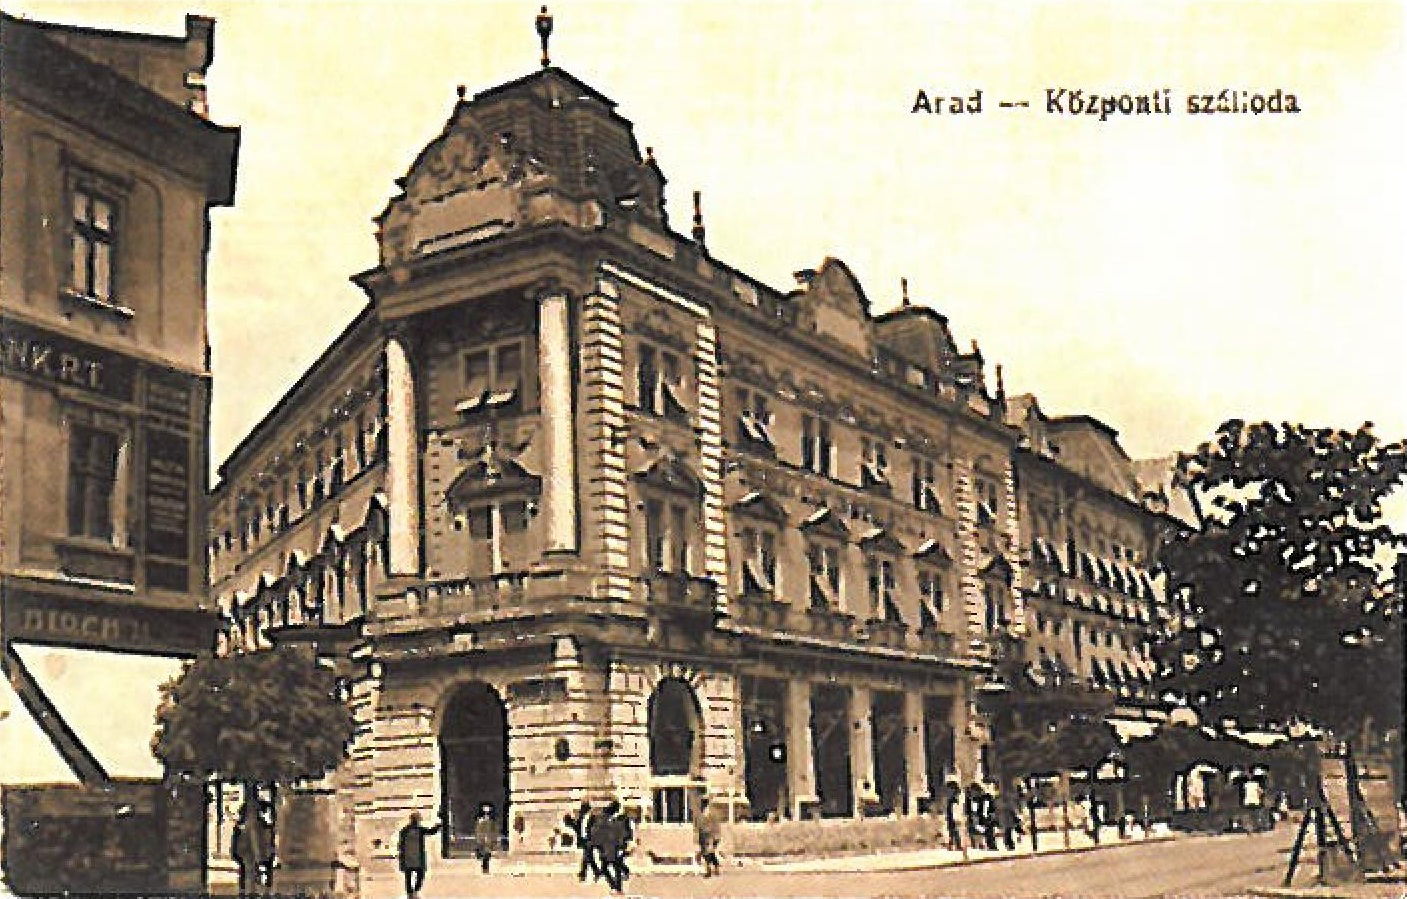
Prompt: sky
<box><xmin>10</xmin><ymin>0</ymin><xmax>1406</xmax><ymax>524</ymax></box>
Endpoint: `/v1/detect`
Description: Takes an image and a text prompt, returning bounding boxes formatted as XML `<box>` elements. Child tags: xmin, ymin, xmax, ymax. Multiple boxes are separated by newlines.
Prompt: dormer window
<box><xmin>458</xmin><ymin>340</ymin><xmax>523</xmax><ymax>415</ymax></box>
<box><xmin>735</xmin><ymin>388</ymin><xmax>775</xmax><ymax>454</ymax></box>
<box><xmin>806</xmin><ymin>542</ymin><xmax>841</xmax><ymax>610</ymax></box>
<box><xmin>801</xmin><ymin>414</ymin><xmax>835</xmax><ymax>477</ymax></box>
<box><xmin>637</xmin><ymin>344</ymin><xmax>690</xmax><ymax>423</ymax></box>
<box><xmin>911</xmin><ymin>456</ymin><xmax>942</xmax><ymax>514</ymax></box>
<box><xmin>860</xmin><ymin>438</ymin><xmax>890</xmax><ymax>491</ymax></box>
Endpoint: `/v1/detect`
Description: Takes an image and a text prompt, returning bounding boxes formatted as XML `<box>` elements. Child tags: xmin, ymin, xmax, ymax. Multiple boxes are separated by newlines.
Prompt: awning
<box><xmin>11</xmin><ymin>643</ymin><xmax>187</xmax><ymax>780</ymax></box>
<box><xmin>0</xmin><ymin>666</ymin><xmax>80</xmax><ymax>786</ymax></box>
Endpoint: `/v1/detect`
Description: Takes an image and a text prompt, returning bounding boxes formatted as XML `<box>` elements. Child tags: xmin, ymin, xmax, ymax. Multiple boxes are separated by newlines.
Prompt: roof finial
<box><xmin>901</xmin><ymin>277</ymin><xmax>910</xmax><ymax>308</ymax></box>
<box><xmin>995</xmin><ymin>363</ymin><xmax>1006</xmax><ymax>401</ymax></box>
<box><xmin>535</xmin><ymin>5</ymin><xmax>554</xmax><ymax>68</ymax></box>
<box><xmin>692</xmin><ymin>190</ymin><xmax>706</xmax><ymax>250</ymax></box>
<box><xmin>456</xmin><ymin>84</ymin><xmax>466</xmax><ymax>100</ymax></box>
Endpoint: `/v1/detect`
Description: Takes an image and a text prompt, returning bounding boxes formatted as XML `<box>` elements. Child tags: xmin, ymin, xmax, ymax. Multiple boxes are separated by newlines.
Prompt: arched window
<box><xmin>648</xmin><ymin>678</ymin><xmax>703</xmax><ymax>823</ymax></box>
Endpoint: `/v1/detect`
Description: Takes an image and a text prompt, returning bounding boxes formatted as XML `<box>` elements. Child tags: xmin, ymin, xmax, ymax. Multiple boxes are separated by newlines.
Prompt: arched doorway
<box><xmin>439</xmin><ymin>681</ymin><xmax>508</xmax><ymax>855</ymax></box>
<box><xmin>648</xmin><ymin>677</ymin><xmax>702</xmax><ymax>823</ymax></box>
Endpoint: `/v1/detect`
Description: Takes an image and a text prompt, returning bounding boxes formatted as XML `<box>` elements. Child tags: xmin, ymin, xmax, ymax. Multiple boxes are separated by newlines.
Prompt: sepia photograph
<box><xmin>0</xmin><ymin>1</ymin><xmax>1403</xmax><ymax>896</ymax></box>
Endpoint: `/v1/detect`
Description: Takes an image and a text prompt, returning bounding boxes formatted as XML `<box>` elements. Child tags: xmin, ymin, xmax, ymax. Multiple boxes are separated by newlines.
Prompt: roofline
<box><xmin>873</xmin><ymin>305</ymin><xmax>950</xmax><ymax>326</ymax></box>
<box><xmin>1048</xmin><ymin>414</ymin><xmax>1121</xmax><ymax>442</ymax></box>
<box><xmin>0</xmin><ymin>11</ymin><xmax>197</xmax><ymax>45</ymax></box>
<box><xmin>214</xmin><ymin>303</ymin><xmax>380</xmax><ymax>488</ymax></box>
<box><xmin>472</xmin><ymin>65</ymin><xmax>617</xmax><ymax>108</ymax></box>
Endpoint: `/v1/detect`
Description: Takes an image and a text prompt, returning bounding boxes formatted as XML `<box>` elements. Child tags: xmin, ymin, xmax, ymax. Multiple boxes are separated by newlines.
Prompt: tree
<box><xmin>153</xmin><ymin>645</ymin><xmax>356</xmax><ymax>892</ymax></box>
<box><xmin>1156</xmin><ymin>420</ymin><xmax>1405</xmax><ymax>872</ymax></box>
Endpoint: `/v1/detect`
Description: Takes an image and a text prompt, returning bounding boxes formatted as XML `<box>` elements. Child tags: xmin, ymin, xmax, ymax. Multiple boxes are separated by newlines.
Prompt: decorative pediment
<box><xmin>979</xmin><ymin>553</ymin><xmax>1015</xmax><ymax>585</ymax></box>
<box><xmin>858</xmin><ymin>528</ymin><xmax>907</xmax><ymax>556</ymax></box>
<box><xmin>633</xmin><ymin>455</ymin><xmax>703</xmax><ymax>499</ymax></box>
<box><xmin>732</xmin><ymin>491</ymin><xmax>787</xmax><ymax>524</ymax></box>
<box><xmin>914</xmin><ymin>538</ymin><xmax>955</xmax><ymax>567</ymax></box>
<box><xmin>445</xmin><ymin>455</ymin><xmax>542</xmax><ymax>504</ymax></box>
<box><xmin>793</xmin><ymin>258</ymin><xmax>874</xmax><ymax>358</ymax></box>
<box><xmin>799</xmin><ymin>507</ymin><xmax>850</xmax><ymax>541</ymax></box>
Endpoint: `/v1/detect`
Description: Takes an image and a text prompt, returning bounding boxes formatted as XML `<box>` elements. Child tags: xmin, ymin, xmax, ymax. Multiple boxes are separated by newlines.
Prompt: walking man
<box><xmin>473</xmin><ymin>805</ymin><xmax>499</xmax><ymax>874</ymax></box>
<box><xmin>565</xmin><ymin>800</ymin><xmax>600</xmax><ymax>882</ymax></box>
<box><xmin>694</xmin><ymin>795</ymin><xmax>723</xmax><ymax>877</ymax></box>
<box><xmin>943</xmin><ymin>781</ymin><xmax>965</xmax><ymax>852</ymax></box>
<box><xmin>591</xmin><ymin>801</ymin><xmax>632</xmax><ymax>894</ymax></box>
<box><xmin>396</xmin><ymin>811</ymin><xmax>442</xmax><ymax>898</ymax></box>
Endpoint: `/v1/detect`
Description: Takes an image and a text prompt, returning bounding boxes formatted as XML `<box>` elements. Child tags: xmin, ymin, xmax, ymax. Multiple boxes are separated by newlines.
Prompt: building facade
<box><xmin>0</xmin><ymin>12</ymin><xmax>239</xmax><ymax>894</ymax></box>
<box><xmin>205</xmin><ymin>57</ymin><xmax>1167</xmax><ymax>897</ymax></box>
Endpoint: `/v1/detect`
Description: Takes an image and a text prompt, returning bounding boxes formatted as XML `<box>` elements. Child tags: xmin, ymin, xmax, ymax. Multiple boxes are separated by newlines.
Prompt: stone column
<box><xmin>784</xmin><ymin>679</ymin><xmax>817</xmax><ymax>819</ymax></box>
<box><xmin>537</xmin><ymin>288</ymin><xmax>578</xmax><ymax>554</ymax></box>
<box><xmin>384</xmin><ymin>333</ymin><xmax>420</xmax><ymax>576</ymax></box>
<box><xmin>903</xmin><ymin>691</ymin><xmax>929</xmax><ymax>815</ymax></box>
<box><xmin>849</xmin><ymin>686</ymin><xmax>876</xmax><ymax>816</ymax></box>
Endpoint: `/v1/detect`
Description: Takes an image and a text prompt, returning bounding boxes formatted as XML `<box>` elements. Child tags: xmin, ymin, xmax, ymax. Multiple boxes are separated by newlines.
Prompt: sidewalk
<box><xmin>488</xmin><ymin>825</ymin><xmax>1177</xmax><ymax>877</ymax></box>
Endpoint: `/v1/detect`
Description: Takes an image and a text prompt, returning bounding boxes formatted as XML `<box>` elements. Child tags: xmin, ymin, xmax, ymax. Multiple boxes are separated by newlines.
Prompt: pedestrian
<box><xmin>943</xmin><ymin>781</ymin><xmax>965</xmax><ymax>852</ymax></box>
<box><xmin>565</xmin><ymin>800</ymin><xmax>601</xmax><ymax>882</ymax></box>
<box><xmin>396</xmin><ymin>810</ymin><xmax>442</xmax><ymax>898</ymax></box>
<box><xmin>232</xmin><ymin>797</ymin><xmax>274</xmax><ymax>896</ymax></box>
<box><xmin>231</xmin><ymin>801</ymin><xmax>255</xmax><ymax>896</ymax></box>
<box><xmin>964</xmin><ymin>783</ymin><xmax>984</xmax><ymax>848</ymax></box>
<box><xmin>473</xmin><ymin>805</ymin><xmax>498</xmax><ymax>874</ymax></box>
<box><xmin>591</xmin><ymin>800</ymin><xmax>632</xmax><ymax>894</ymax></box>
<box><xmin>996</xmin><ymin>788</ymin><xmax>1020</xmax><ymax>852</ymax></box>
<box><xmin>981</xmin><ymin>786</ymin><xmax>999</xmax><ymax>851</ymax></box>
<box><xmin>694</xmin><ymin>795</ymin><xmax>723</xmax><ymax>877</ymax></box>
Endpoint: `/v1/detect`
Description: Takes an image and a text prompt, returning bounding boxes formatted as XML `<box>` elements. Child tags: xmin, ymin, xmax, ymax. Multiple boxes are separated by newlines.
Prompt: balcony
<box><xmin>801</xmin><ymin>606</ymin><xmax>855</xmax><ymax>641</ymax></box>
<box><xmin>731</xmin><ymin>592</ymin><xmax>791</xmax><ymax>630</ymax></box>
<box><xmin>861</xmin><ymin>617</ymin><xmax>907</xmax><ymax>650</ymax></box>
<box><xmin>915</xmin><ymin>626</ymin><xmax>957</xmax><ymax>657</ymax></box>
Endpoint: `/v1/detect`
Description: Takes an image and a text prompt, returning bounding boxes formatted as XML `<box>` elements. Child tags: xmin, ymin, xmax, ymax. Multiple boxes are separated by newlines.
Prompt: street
<box><xmin>366</xmin><ymin>829</ymin><xmax>1406</xmax><ymax>898</ymax></box>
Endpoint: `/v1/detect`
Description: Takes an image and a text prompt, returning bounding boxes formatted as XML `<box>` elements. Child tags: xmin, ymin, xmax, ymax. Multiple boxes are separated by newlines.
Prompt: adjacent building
<box><xmin>0</xmin><ymin>12</ymin><xmax>238</xmax><ymax>894</ymax></box>
<box><xmin>205</xmin><ymin>46</ymin><xmax>1170</xmax><ymax>898</ymax></box>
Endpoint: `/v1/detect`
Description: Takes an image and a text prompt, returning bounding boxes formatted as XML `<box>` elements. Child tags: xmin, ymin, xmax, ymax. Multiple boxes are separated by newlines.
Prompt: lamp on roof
<box><xmin>535</xmin><ymin>6</ymin><xmax>554</xmax><ymax>67</ymax></box>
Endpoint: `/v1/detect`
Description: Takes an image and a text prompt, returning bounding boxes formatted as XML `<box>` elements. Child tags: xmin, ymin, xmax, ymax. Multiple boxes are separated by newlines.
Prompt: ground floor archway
<box><xmin>439</xmin><ymin>680</ymin><xmax>508</xmax><ymax>855</ymax></box>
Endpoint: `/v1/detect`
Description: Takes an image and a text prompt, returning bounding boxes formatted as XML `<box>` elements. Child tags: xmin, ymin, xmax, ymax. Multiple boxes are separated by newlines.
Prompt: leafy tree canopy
<box><xmin>1157</xmin><ymin>420</ymin><xmax>1405</xmax><ymax>737</ymax></box>
<box><xmin>153</xmin><ymin>646</ymin><xmax>356</xmax><ymax>786</ymax></box>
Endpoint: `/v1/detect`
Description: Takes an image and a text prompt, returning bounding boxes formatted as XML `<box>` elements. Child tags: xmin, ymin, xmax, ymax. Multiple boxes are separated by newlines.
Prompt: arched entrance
<box><xmin>439</xmin><ymin>681</ymin><xmax>508</xmax><ymax>855</ymax></box>
<box><xmin>648</xmin><ymin>677</ymin><xmax>703</xmax><ymax>823</ymax></box>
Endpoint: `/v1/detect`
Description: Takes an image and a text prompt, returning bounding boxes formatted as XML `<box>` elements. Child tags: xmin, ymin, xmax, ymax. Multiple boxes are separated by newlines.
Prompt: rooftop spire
<box><xmin>692</xmin><ymin>190</ymin><xmax>706</xmax><ymax>250</ymax></box>
<box><xmin>535</xmin><ymin>5</ymin><xmax>554</xmax><ymax>68</ymax></box>
<box><xmin>901</xmin><ymin>277</ymin><xmax>910</xmax><ymax>308</ymax></box>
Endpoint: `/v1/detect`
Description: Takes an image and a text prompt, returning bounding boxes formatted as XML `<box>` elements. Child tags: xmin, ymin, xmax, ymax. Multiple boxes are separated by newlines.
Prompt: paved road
<box><xmin>374</xmin><ymin>828</ymin><xmax>1402</xmax><ymax>898</ymax></box>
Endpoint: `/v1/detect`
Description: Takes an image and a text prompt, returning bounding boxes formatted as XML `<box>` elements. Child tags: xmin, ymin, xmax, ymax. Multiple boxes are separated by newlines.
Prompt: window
<box><xmin>801</xmin><ymin>414</ymin><xmax>835</xmax><ymax>477</ymax></box>
<box><xmin>636</xmin><ymin>344</ymin><xmax>689</xmax><ymax>422</ymax></box>
<box><xmin>867</xmin><ymin>557</ymin><xmax>901</xmax><ymax>623</ymax></box>
<box><xmin>983</xmin><ymin>585</ymin><xmax>1002</xmax><ymax>632</ymax></box>
<box><xmin>807</xmin><ymin>542</ymin><xmax>841</xmax><ymax>610</ymax></box>
<box><xmin>644</xmin><ymin>498</ymin><xmax>692</xmax><ymax>574</ymax></box>
<box><xmin>911</xmin><ymin>457</ymin><xmax>942</xmax><ymax>514</ymax></box>
<box><xmin>458</xmin><ymin>341</ymin><xmax>523</xmax><ymax>414</ymax></box>
<box><xmin>918</xmin><ymin>569</ymin><xmax>944</xmax><ymax>631</ymax></box>
<box><xmin>974</xmin><ymin>476</ymin><xmax>1000</xmax><ymax>526</ymax></box>
<box><xmin>860</xmin><ymin>438</ymin><xmax>890</xmax><ymax>490</ymax></box>
<box><xmin>1072</xmin><ymin>621</ymin><xmax>1084</xmax><ymax>659</ymax></box>
<box><xmin>70</xmin><ymin>187</ymin><xmax>117</xmax><ymax>304</ymax></box>
<box><xmin>740</xmin><ymin>525</ymin><xmax>777</xmax><ymax>596</ymax></box>
<box><xmin>735</xmin><ymin>388</ymin><xmax>775</xmax><ymax>452</ymax></box>
<box><xmin>463</xmin><ymin>499</ymin><xmax>533</xmax><ymax>573</ymax></box>
<box><xmin>68</xmin><ymin>425</ymin><xmax>120</xmax><ymax>541</ymax></box>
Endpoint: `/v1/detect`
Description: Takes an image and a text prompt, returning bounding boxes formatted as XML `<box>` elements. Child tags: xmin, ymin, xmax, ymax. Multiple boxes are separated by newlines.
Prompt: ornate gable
<box><xmin>732</xmin><ymin>491</ymin><xmax>788</xmax><ymax>525</ymax></box>
<box><xmin>634</xmin><ymin>455</ymin><xmax>703</xmax><ymax>499</ymax></box>
<box><xmin>793</xmin><ymin>258</ymin><xmax>874</xmax><ymax>358</ymax></box>
<box><xmin>799</xmin><ymin>507</ymin><xmax>850</xmax><ymax>541</ymax></box>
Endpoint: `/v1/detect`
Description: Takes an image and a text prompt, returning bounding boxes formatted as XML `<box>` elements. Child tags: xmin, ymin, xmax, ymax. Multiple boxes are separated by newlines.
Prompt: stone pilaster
<box><xmin>952</xmin><ymin>457</ymin><xmax>985</xmax><ymax>650</ymax></box>
<box><xmin>537</xmin><ymin>288</ymin><xmax>578</xmax><ymax>554</ymax></box>
<box><xmin>849</xmin><ymin>686</ymin><xmax>876</xmax><ymax>815</ymax></box>
<box><xmin>694</xmin><ymin>319</ymin><xmax>729</xmax><ymax>610</ymax></box>
<box><xmin>580</xmin><ymin>280</ymin><xmax>632</xmax><ymax>602</ymax></box>
<box><xmin>784</xmin><ymin>679</ymin><xmax>817</xmax><ymax>819</ymax></box>
<box><xmin>383</xmin><ymin>335</ymin><xmax>420</xmax><ymax>576</ymax></box>
<box><xmin>1001</xmin><ymin>454</ymin><xmax>1027</xmax><ymax>636</ymax></box>
<box><xmin>903</xmin><ymin>691</ymin><xmax>929</xmax><ymax>815</ymax></box>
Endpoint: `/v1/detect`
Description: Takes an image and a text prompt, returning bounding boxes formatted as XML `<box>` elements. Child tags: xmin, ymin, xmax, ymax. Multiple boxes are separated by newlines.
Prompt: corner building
<box><xmin>208</xmin><ymin>63</ymin><xmax>1164</xmax><ymax>895</ymax></box>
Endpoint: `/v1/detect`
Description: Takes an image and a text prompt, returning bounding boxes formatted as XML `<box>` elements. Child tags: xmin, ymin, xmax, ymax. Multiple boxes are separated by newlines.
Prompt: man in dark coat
<box><xmin>943</xmin><ymin>781</ymin><xmax>965</xmax><ymax>851</ymax></box>
<box><xmin>397</xmin><ymin>811</ymin><xmax>442</xmax><ymax>897</ymax></box>
<box><xmin>231</xmin><ymin>799</ymin><xmax>273</xmax><ymax>896</ymax></box>
<box><xmin>694</xmin><ymin>795</ymin><xmax>723</xmax><ymax>877</ymax></box>
<box><xmin>472</xmin><ymin>806</ymin><xmax>499</xmax><ymax>874</ymax></box>
<box><xmin>565</xmin><ymin>800</ymin><xmax>601</xmax><ymax>882</ymax></box>
<box><xmin>589</xmin><ymin>801</ymin><xmax>632</xmax><ymax>894</ymax></box>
